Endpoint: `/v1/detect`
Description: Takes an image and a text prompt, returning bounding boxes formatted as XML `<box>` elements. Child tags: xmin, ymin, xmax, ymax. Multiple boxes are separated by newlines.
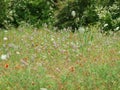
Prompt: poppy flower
<box><xmin>5</xmin><ymin>64</ymin><xmax>9</xmax><ymax>68</ymax></box>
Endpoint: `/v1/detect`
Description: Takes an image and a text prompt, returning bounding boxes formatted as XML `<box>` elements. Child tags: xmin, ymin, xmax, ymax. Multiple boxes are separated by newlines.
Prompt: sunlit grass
<box><xmin>0</xmin><ymin>27</ymin><xmax>120</xmax><ymax>90</ymax></box>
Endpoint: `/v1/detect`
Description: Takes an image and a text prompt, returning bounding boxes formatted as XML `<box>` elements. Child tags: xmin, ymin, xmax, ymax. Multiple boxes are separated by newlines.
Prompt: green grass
<box><xmin>0</xmin><ymin>27</ymin><xmax>120</xmax><ymax>90</ymax></box>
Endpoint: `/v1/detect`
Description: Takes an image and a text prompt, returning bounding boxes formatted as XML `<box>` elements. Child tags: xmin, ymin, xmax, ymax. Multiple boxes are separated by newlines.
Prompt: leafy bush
<box><xmin>55</xmin><ymin>0</ymin><xmax>99</xmax><ymax>30</ymax></box>
<box><xmin>1</xmin><ymin>0</ymin><xmax>119</xmax><ymax>32</ymax></box>
<box><xmin>55</xmin><ymin>0</ymin><xmax>120</xmax><ymax>32</ymax></box>
<box><xmin>7</xmin><ymin>0</ymin><xmax>55</xmax><ymax>27</ymax></box>
<box><xmin>97</xmin><ymin>0</ymin><xmax>120</xmax><ymax>32</ymax></box>
<box><xmin>0</xmin><ymin>0</ymin><xmax>7</xmax><ymax>28</ymax></box>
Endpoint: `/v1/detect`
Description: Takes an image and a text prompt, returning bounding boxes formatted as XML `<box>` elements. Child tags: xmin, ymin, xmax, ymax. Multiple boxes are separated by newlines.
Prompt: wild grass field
<box><xmin>0</xmin><ymin>27</ymin><xmax>120</xmax><ymax>90</ymax></box>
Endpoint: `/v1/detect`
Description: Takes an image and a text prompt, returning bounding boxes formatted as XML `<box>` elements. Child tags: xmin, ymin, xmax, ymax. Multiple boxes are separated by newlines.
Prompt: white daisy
<box><xmin>3</xmin><ymin>37</ymin><xmax>8</xmax><ymax>41</ymax></box>
<box><xmin>1</xmin><ymin>54</ymin><xmax>7</xmax><ymax>60</ymax></box>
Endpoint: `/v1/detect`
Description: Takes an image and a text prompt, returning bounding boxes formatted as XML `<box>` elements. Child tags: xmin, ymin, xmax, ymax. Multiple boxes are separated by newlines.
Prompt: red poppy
<box><xmin>5</xmin><ymin>64</ymin><xmax>9</xmax><ymax>68</ymax></box>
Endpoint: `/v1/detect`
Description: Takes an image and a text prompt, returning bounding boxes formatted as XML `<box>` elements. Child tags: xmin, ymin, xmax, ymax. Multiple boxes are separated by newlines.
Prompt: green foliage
<box><xmin>7</xmin><ymin>0</ymin><xmax>55</xmax><ymax>27</ymax></box>
<box><xmin>97</xmin><ymin>0</ymin><xmax>120</xmax><ymax>32</ymax></box>
<box><xmin>0</xmin><ymin>0</ymin><xmax>7</xmax><ymax>28</ymax></box>
<box><xmin>55</xmin><ymin>0</ymin><xmax>120</xmax><ymax>32</ymax></box>
<box><xmin>0</xmin><ymin>0</ymin><xmax>119</xmax><ymax>32</ymax></box>
<box><xmin>55</xmin><ymin>0</ymin><xmax>99</xmax><ymax>30</ymax></box>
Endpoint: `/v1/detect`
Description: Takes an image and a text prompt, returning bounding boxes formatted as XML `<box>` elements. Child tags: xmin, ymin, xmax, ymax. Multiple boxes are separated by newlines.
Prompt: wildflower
<box><xmin>53</xmin><ymin>41</ymin><xmax>58</xmax><ymax>48</ymax></box>
<box><xmin>118</xmin><ymin>51</ymin><xmax>120</xmax><ymax>54</ymax></box>
<box><xmin>4</xmin><ymin>30</ymin><xmax>8</xmax><ymax>33</ymax></box>
<box><xmin>42</xmin><ymin>23</ymin><xmax>47</xmax><ymax>28</ymax></box>
<box><xmin>3</xmin><ymin>37</ymin><xmax>8</xmax><ymax>41</ymax></box>
<box><xmin>76</xmin><ymin>17</ymin><xmax>80</xmax><ymax>21</ymax></box>
<box><xmin>71</xmin><ymin>10</ymin><xmax>76</xmax><ymax>17</ymax></box>
<box><xmin>78</xmin><ymin>27</ymin><xmax>85</xmax><ymax>34</ymax></box>
<box><xmin>5</xmin><ymin>64</ymin><xmax>9</xmax><ymax>68</ymax></box>
<box><xmin>16</xmin><ymin>51</ymin><xmax>20</xmax><ymax>55</ymax></box>
<box><xmin>69</xmin><ymin>66</ymin><xmax>75</xmax><ymax>72</ymax></box>
<box><xmin>56</xmin><ymin>67</ymin><xmax>61</xmax><ymax>72</ymax></box>
<box><xmin>1</xmin><ymin>54</ymin><xmax>7</xmax><ymax>60</ymax></box>
<box><xmin>51</xmin><ymin>38</ymin><xmax>54</xmax><ymax>41</ymax></box>
<box><xmin>31</xmin><ymin>82</ymin><xmax>35</xmax><ymax>85</ymax></box>
<box><xmin>23</xmin><ymin>57</ymin><xmax>28</xmax><ymax>61</ymax></box>
<box><xmin>104</xmin><ymin>23</ymin><xmax>108</xmax><ymax>27</ymax></box>
<box><xmin>40</xmin><ymin>88</ymin><xmax>47</xmax><ymax>90</ymax></box>
<box><xmin>50</xmin><ymin>6</ymin><xmax>53</xmax><ymax>10</ymax></box>
<box><xmin>15</xmin><ymin>65</ymin><xmax>21</xmax><ymax>69</ymax></box>
<box><xmin>37</xmin><ymin>63</ymin><xmax>42</xmax><ymax>67</ymax></box>
<box><xmin>21</xmin><ymin>38</ymin><xmax>24</xmax><ymax>41</ymax></box>
<box><xmin>30</xmin><ymin>36</ymin><xmax>34</xmax><ymax>41</ymax></box>
<box><xmin>21</xmin><ymin>59</ymin><xmax>29</xmax><ymax>66</ymax></box>
<box><xmin>115</xmin><ymin>27</ymin><xmax>119</xmax><ymax>31</ymax></box>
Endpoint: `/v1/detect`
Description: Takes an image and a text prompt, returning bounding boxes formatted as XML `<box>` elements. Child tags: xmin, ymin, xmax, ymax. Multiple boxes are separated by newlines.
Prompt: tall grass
<box><xmin>0</xmin><ymin>27</ymin><xmax>120</xmax><ymax>90</ymax></box>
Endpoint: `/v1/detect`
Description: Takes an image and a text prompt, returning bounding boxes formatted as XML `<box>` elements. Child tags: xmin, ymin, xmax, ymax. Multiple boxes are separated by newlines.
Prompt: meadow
<box><xmin>0</xmin><ymin>26</ymin><xmax>120</xmax><ymax>90</ymax></box>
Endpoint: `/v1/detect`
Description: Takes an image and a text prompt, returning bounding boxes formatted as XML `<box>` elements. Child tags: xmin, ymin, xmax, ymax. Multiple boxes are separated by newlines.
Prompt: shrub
<box><xmin>0</xmin><ymin>0</ymin><xmax>7</xmax><ymax>28</ymax></box>
<box><xmin>7</xmin><ymin>0</ymin><xmax>55</xmax><ymax>27</ymax></box>
<box><xmin>97</xmin><ymin>0</ymin><xmax>120</xmax><ymax>32</ymax></box>
<box><xmin>55</xmin><ymin>0</ymin><xmax>120</xmax><ymax>32</ymax></box>
<box><xmin>55</xmin><ymin>0</ymin><xmax>99</xmax><ymax>31</ymax></box>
